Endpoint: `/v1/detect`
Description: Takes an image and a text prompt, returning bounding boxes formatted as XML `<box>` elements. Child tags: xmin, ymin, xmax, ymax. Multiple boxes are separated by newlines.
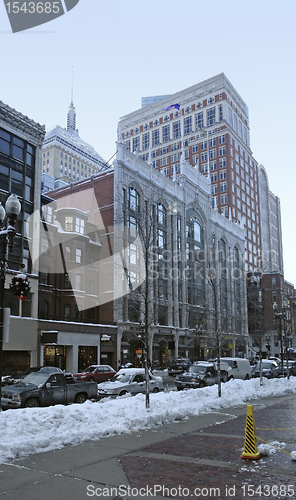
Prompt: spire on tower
<box><xmin>67</xmin><ymin>66</ymin><xmax>76</xmax><ymax>132</ymax></box>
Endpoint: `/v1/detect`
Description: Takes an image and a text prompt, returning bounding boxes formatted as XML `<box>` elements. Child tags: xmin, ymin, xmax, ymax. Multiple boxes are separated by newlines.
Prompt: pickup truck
<box><xmin>1</xmin><ymin>371</ymin><xmax>97</xmax><ymax>409</ymax></box>
<box><xmin>175</xmin><ymin>362</ymin><xmax>228</xmax><ymax>390</ymax></box>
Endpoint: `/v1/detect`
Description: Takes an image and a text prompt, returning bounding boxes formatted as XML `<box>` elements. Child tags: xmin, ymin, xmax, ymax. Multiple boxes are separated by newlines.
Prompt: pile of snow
<box><xmin>1</xmin><ymin>377</ymin><xmax>296</xmax><ymax>464</ymax></box>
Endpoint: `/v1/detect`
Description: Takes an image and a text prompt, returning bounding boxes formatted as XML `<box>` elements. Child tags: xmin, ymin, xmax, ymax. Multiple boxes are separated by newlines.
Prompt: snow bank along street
<box><xmin>1</xmin><ymin>377</ymin><xmax>296</xmax><ymax>465</ymax></box>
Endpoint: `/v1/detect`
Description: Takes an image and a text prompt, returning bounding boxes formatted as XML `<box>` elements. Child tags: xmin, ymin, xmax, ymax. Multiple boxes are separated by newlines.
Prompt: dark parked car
<box><xmin>74</xmin><ymin>365</ymin><xmax>116</xmax><ymax>383</ymax></box>
<box><xmin>168</xmin><ymin>358</ymin><xmax>191</xmax><ymax>376</ymax></box>
<box><xmin>175</xmin><ymin>362</ymin><xmax>228</xmax><ymax>390</ymax></box>
<box><xmin>1</xmin><ymin>371</ymin><xmax>97</xmax><ymax>409</ymax></box>
<box><xmin>252</xmin><ymin>360</ymin><xmax>280</xmax><ymax>379</ymax></box>
<box><xmin>2</xmin><ymin>366</ymin><xmax>63</xmax><ymax>386</ymax></box>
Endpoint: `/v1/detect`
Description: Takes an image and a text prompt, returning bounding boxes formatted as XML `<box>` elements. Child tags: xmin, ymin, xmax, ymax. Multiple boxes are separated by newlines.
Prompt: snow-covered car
<box><xmin>97</xmin><ymin>368</ymin><xmax>164</xmax><ymax>398</ymax></box>
<box><xmin>175</xmin><ymin>362</ymin><xmax>228</xmax><ymax>390</ymax></box>
<box><xmin>73</xmin><ymin>365</ymin><xmax>116</xmax><ymax>383</ymax></box>
<box><xmin>252</xmin><ymin>360</ymin><xmax>280</xmax><ymax>379</ymax></box>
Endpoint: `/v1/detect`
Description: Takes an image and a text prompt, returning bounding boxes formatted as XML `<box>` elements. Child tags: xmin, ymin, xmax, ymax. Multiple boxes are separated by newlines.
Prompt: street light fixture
<box><xmin>0</xmin><ymin>193</ymin><xmax>21</xmax><ymax>410</ymax></box>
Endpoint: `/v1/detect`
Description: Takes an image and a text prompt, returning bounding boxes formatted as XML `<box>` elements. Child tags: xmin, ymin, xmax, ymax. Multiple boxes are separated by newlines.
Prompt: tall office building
<box><xmin>119</xmin><ymin>73</ymin><xmax>262</xmax><ymax>272</ymax></box>
<box><xmin>258</xmin><ymin>164</ymin><xmax>283</xmax><ymax>274</ymax></box>
<box><xmin>41</xmin><ymin>98</ymin><xmax>108</xmax><ymax>191</ymax></box>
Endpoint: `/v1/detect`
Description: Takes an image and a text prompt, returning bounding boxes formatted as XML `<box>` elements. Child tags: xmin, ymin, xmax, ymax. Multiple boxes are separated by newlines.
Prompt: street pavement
<box><xmin>1</xmin><ymin>393</ymin><xmax>296</xmax><ymax>499</ymax></box>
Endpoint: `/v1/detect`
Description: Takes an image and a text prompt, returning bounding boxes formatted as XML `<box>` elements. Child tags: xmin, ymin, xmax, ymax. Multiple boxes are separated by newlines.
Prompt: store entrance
<box><xmin>43</xmin><ymin>345</ymin><xmax>66</xmax><ymax>370</ymax></box>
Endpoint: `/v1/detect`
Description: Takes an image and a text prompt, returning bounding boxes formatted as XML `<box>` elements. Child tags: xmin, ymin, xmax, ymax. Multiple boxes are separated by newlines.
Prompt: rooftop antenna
<box><xmin>71</xmin><ymin>65</ymin><xmax>74</xmax><ymax>105</ymax></box>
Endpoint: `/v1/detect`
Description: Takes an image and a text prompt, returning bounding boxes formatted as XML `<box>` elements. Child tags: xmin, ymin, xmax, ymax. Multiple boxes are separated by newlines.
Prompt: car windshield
<box><xmin>255</xmin><ymin>361</ymin><xmax>273</xmax><ymax>369</ymax></box>
<box><xmin>220</xmin><ymin>360</ymin><xmax>233</xmax><ymax>367</ymax></box>
<box><xmin>84</xmin><ymin>367</ymin><xmax>96</xmax><ymax>373</ymax></box>
<box><xmin>109</xmin><ymin>374</ymin><xmax>132</xmax><ymax>383</ymax></box>
<box><xmin>21</xmin><ymin>372</ymin><xmax>49</xmax><ymax>385</ymax></box>
<box><xmin>189</xmin><ymin>365</ymin><xmax>208</xmax><ymax>374</ymax></box>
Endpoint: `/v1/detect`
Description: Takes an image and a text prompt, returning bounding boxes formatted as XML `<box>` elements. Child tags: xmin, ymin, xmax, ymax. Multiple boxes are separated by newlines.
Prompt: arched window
<box><xmin>186</xmin><ymin>209</ymin><xmax>205</xmax><ymax>310</ymax></box>
<box><xmin>234</xmin><ymin>247</ymin><xmax>241</xmax><ymax>332</ymax></box>
<box><xmin>219</xmin><ymin>239</ymin><xmax>227</xmax><ymax>311</ymax></box>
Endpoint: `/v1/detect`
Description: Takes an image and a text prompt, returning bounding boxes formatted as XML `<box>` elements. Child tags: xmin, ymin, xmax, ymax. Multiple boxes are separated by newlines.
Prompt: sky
<box><xmin>0</xmin><ymin>0</ymin><xmax>295</xmax><ymax>283</ymax></box>
<box><xmin>1</xmin><ymin>375</ymin><xmax>296</xmax><ymax>464</ymax></box>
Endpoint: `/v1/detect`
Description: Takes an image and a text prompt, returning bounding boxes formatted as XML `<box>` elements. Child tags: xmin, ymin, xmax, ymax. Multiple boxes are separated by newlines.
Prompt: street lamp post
<box><xmin>0</xmin><ymin>194</ymin><xmax>21</xmax><ymax>408</ymax></box>
<box><xmin>273</xmin><ymin>301</ymin><xmax>290</xmax><ymax>379</ymax></box>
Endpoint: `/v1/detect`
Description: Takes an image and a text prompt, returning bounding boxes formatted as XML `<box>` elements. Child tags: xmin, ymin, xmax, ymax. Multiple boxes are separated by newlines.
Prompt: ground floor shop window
<box><xmin>44</xmin><ymin>345</ymin><xmax>66</xmax><ymax>370</ymax></box>
<box><xmin>78</xmin><ymin>346</ymin><xmax>97</xmax><ymax>372</ymax></box>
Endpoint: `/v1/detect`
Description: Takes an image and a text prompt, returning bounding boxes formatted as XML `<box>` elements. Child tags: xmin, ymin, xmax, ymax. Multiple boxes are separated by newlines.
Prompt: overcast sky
<box><xmin>1</xmin><ymin>0</ymin><xmax>295</xmax><ymax>285</ymax></box>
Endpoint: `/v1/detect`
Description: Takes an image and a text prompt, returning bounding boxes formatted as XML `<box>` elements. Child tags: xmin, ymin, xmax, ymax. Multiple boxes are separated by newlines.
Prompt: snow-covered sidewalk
<box><xmin>1</xmin><ymin>377</ymin><xmax>296</xmax><ymax>464</ymax></box>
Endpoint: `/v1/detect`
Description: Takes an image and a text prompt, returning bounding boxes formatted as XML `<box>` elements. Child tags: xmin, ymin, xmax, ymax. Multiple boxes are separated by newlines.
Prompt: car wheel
<box><xmin>119</xmin><ymin>390</ymin><xmax>128</xmax><ymax>396</ymax></box>
<box><xmin>199</xmin><ymin>381</ymin><xmax>205</xmax><ymax>388</ymax></box>
<box><xmin>25</xmin><ymin>398</ymin><xmax>40</xmax><ymax>408</ymax></box>
<box><xmin>152</xmin><ymin>387</ymin><xmax>159</xmax><ymax>393</ymax></box>
<box><xmin>177</xmin><ymin>387</ymin><xmax>183</xmax><ymax>391</ymax></box>
<box><xmin>74</xmin><ymin>393</ymin><xmax>87</xmax><ymax>404</ymax></box>
<box><xmin>89</xmin><ymin>377</ymin><xmax>95</xmax><ymax>382</ymax></box>
<box><xmin>245</xmin><ymin>374</ymin><xmax>250</xmax><ymax>380</ymax></box>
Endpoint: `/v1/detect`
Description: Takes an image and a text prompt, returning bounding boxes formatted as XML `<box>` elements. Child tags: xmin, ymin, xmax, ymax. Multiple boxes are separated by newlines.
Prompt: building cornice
<box><xmin>0</xmin><ymin>100</ymin><xmax>45</xmax><ymax>144</ymax></box>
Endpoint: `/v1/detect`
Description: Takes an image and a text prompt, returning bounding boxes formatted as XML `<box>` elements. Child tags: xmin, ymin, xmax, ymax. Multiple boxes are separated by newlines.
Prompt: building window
<box><xmin>184</xmin><ymin>116</ymin><xmax>192</xmax><ymax>135</ymax></box>
<box><xmin>63</xmin><ymin>304</ymin><xmax>71</xmax><ymax>320</ymax></box>
<box><xmin>132</xmin><ymin>136</ymin><xmax>140</xmax><ymax>152</ymax></box>
<box><xmin>220</xmin><ymin>182</ymin><xmax>227</xmax><ymax>192</ymax></box>
<box><xmin>152</xmin><ymin>129</ymin><xmax>159</xmax><ymax>147</ymax></box>
<box><xmin>75</xmin><ymin>218</ymin><xmax>85</xmax><ymax>234</ymax></box>
<box><xmin>173</xmin><ymin>121</ymin><xmax>181</xmax><ymax>139</ymax></box>
<box><xmin>228</xmin><ymin>107</ymin><xmax>233</xmax><ymax>127</ymax></box>
<box><xmin>65</xmin><ymin>216</ymin><xmax>74</xmax><ymax>232</ymax></box>
<box><xmin>195</xmin><ymin>112</ymin><xmax>204</xmax><ymax>130</ymax></box>
<box><xmin>219</xmin><ymin>146</ymin><xmax>226</xmax><ymax>156</ymax></box>
<box><xmin>75</xmin><ymin>274</ymin><xmax>82</xmax><ymax>291</ymax></box>
<box><xmin>129</xmin><ymin>188</ymin><xmax>140</xmax><ymax>211</ymax></box>
<box><xmin>142</xmin><ymin>132</ymin><xmax>149</xmax><ymax>151</ymax></box>
<box><xmin>221</xmin><ymin>194</ymin><xmax>228</xmax><ymax>205</ymax></box>
<box><xmin>207</xmin><ymin>107</ymin><xmax>215</xmax><ymax>127</ymax></box>
<box><xmin>76</xmin><ymin>248</ymin><xmax>82</xmax><ymax>263</ymax></box>
<box><xmin>65</xmin><ymin>246</ymin><xmax>71</xmax><ymax>261</ymax></box>
<box><xmin>162</xmin><ymin>124</ymin><xmax>170</xmax><ymax>143</ymax></box>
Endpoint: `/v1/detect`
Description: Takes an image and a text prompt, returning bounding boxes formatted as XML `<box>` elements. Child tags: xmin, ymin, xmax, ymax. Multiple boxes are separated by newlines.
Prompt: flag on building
<box><xmin>162</xmin><ymin>103</ymin><xmax>180</xmax><ymax>111</ymax></box>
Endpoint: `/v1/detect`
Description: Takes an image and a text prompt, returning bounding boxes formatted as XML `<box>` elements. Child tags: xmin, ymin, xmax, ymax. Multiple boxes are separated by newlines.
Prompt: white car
<box><xmin>97</xmin><ymin>368</ymin><xmax>164</xmax><ymax>398</ymax></box>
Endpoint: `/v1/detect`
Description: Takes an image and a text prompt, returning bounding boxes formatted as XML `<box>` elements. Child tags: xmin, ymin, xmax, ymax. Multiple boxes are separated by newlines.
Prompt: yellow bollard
<box><xmin>242</xmin><ymin>405</ymin><xmax>261</xmax><ymax>459</ymax></box>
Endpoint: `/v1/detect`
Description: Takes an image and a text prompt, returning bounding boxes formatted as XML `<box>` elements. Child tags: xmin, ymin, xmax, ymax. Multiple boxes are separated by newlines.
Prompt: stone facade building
<box><xmin>0</xmin><ymin>100</ymin><xmax>45</xmax><ymax>374</ymax></box>
<box><xmin>114</xmin><ymin>140</ymin><xmax>248</xmax><ymax>366</ymax></box>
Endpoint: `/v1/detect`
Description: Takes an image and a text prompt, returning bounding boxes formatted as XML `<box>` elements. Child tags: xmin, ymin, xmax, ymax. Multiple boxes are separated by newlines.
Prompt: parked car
<box><xmin>252</xmin><ymin>360</ymin><xmax>280</xmax><ymax>379</ymax></box>
<box><xmin>1</xmin><ymin>371</ymin><xmax>97</xmax><ymax>409</ymax></box>
<box><xmin>219</xmin><ymin>357</ymin><xmax>252</xmax><ymax>381</ymax></box>
<box><xmin>1</xmin><ymin>366</ymin><xmax>63</xmax><ymax>386</ymax></box>
<box><xmin>175</xmin><ymin>362</ymin><xmax>228</xmax><ymax>390</ymax></box>
<box><xmin>97</xmin><ymin>368</ymin><xmax>164</xmax><ymax>398</ymax></box>
<box><xmin>73</xmin><ymin>365</ymin><xmax>116</xmax><ymax>383</ymax></box>
<box><xmin>278</xmin><ymin>360</ymin><xmax>296</xmax><ymax>377</ymax></box>
<box><xmin>168</xmin><ymin>358</ymin><xmax>191</xmax><ymax>376</ymax></box>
